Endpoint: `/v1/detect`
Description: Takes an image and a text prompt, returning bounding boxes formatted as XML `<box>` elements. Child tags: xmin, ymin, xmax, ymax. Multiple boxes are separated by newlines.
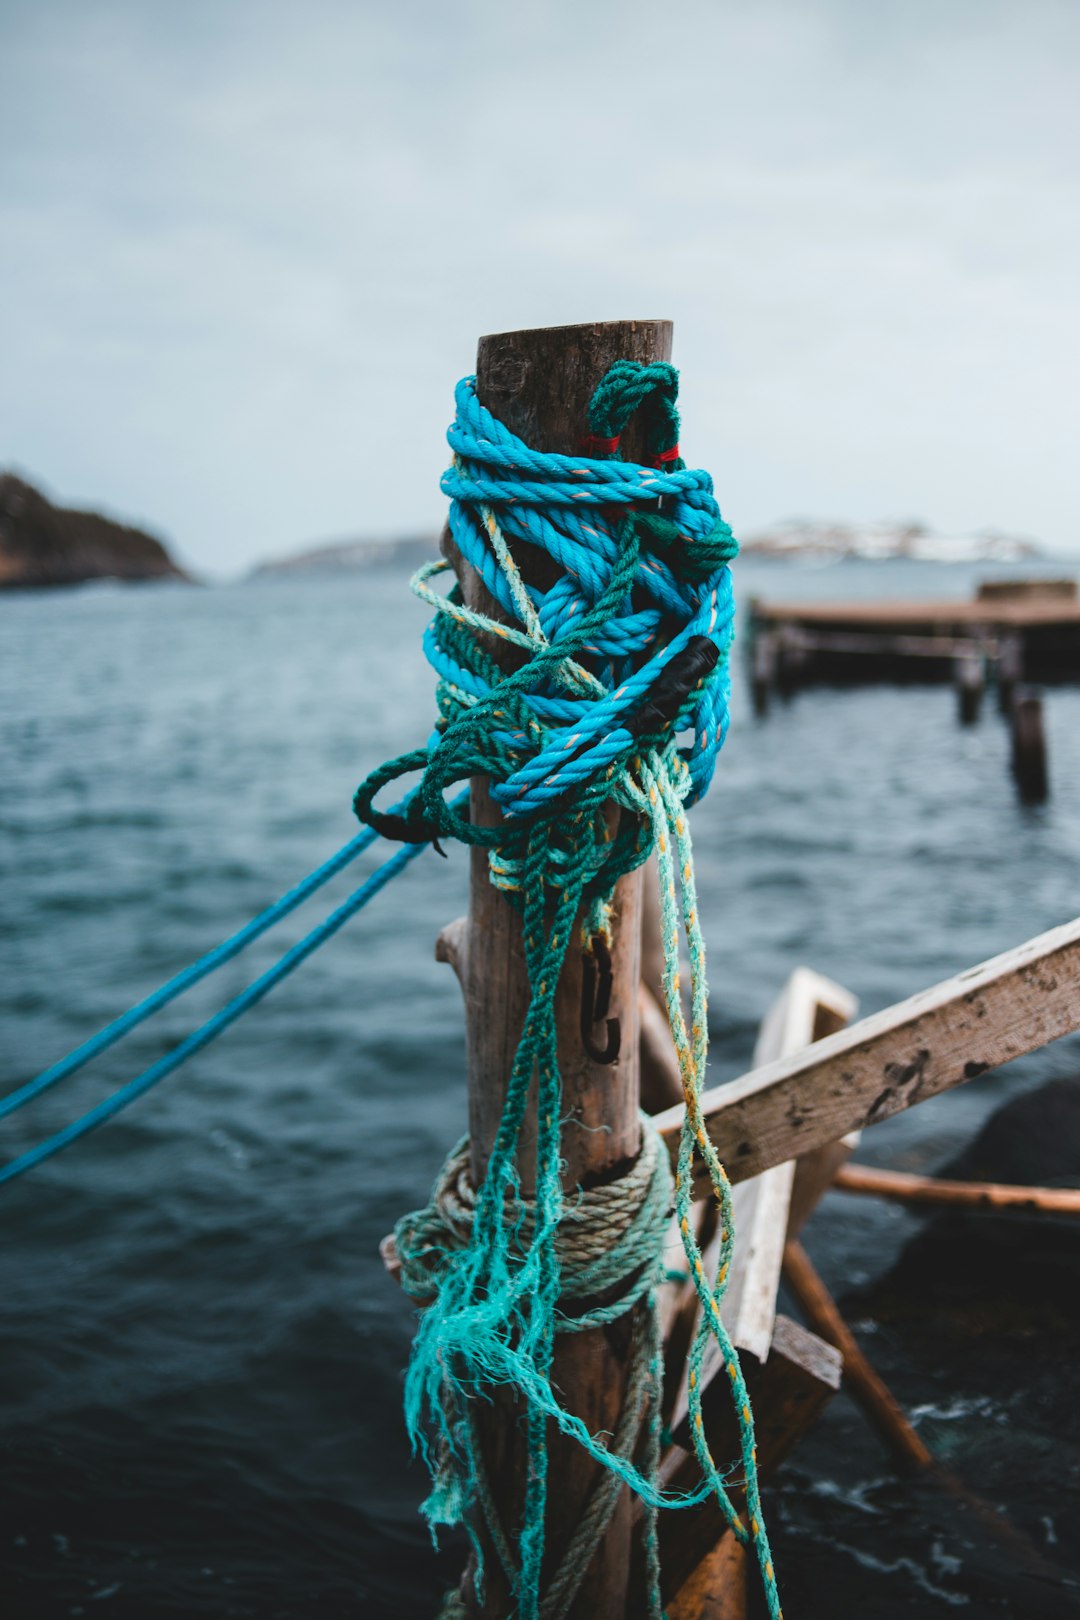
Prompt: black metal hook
<box><xmin>580</xmin><ymin>935</ymin><xmax>621</xmax><ymax>1065</ymax></box>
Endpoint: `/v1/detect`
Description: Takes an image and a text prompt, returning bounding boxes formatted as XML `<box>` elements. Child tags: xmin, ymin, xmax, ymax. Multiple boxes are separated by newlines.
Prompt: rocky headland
<box><xmin>0</xmin><ymin>473</ymin><xmax>191</xmax><ymax>591</ymax></box>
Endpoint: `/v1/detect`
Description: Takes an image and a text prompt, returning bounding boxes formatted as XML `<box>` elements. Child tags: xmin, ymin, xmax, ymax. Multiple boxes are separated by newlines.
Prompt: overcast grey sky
<box><xmin>2</xmin><ymin>0</ymin><xmax>1078</xmax><ymax>574</ymax></box>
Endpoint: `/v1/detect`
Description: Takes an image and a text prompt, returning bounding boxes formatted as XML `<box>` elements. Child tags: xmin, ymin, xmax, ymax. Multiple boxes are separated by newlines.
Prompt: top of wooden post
<box><xmin>477</xmin><ymin>320</ymin><xmax>673</xmax><ymax>461</ymax></box>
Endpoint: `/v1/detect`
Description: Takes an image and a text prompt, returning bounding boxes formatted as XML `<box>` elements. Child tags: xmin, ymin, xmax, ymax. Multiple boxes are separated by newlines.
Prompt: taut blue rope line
<box><xmin>0</xmin><ymin>824</ymin><xmax>382</xmax><ymax>1123</ymax></box>
<box><xmin>0</xmin><ymin>833</ymin><xmax>433</xmax><ymax>1187</ymax></box>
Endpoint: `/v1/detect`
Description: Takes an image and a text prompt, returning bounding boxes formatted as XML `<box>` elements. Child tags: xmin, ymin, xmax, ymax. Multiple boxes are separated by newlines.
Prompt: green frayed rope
<box><xmin>357</xmin><ymin>362</ymin><xmax>782</xmax><ymax>1620</ymax></box>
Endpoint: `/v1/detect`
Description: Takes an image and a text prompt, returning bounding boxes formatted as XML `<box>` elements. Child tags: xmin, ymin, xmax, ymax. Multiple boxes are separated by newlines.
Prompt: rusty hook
<box><xmin>580</xmin><ymin>935</ymin><xmax>621</xmax><ymax>1065</ymax></box>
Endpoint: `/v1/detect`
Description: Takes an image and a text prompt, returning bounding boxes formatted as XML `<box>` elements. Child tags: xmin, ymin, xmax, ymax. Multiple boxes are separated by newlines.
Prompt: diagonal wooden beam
<box><xmin>655</xmin><ymin>917</ymin><xmax>1080</xmax><ymax>1195</ymax></box>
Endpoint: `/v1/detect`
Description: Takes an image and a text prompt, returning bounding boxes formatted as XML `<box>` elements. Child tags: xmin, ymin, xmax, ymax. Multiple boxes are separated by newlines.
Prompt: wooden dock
<box><xmin>750</xmin><ymin>579</ymin><xmax>1080</xmax><ymax>692</ymax></box>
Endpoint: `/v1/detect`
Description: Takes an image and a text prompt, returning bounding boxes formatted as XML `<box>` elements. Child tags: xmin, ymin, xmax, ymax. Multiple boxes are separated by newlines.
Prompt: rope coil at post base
<box><xmin>355</xmin><ymin>360</ymin><xmax>782</xmax><ymax>1620</ymax></box>
<box><xmin>397</xmin><ymin>1118</ymin><xmax>689</xmax><ymax>1620</ymax></box>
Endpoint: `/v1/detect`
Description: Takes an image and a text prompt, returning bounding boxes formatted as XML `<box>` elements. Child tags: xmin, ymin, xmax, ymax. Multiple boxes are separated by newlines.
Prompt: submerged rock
<box><xmin>858</xmin><ymin>1077</ymin><xmax>1080</xmax><ymax>1330</ymax></box>
<box><xmin>0</xmin><ymin>473</ymin><xmax>191</xmax><ymax>591</ymax></box>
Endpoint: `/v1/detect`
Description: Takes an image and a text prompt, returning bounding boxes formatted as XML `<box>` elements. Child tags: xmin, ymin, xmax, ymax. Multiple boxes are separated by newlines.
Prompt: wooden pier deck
<box><xmin>750</xmin><ymin>579</ymin><xmax>1080</xmax><ymax>690</ymax></box>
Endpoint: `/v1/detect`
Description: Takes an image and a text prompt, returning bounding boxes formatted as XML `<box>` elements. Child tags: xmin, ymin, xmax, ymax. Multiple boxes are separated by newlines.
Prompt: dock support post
<box><xmin>954</xmin><ymin>648</ymin><xmax>983</xmax><ymax>725</ymax></box>
<box><xmin>1010</xmin><ymin>685</ymin><xmax>1049</xmax><ymax>804</ymax></box>
<box><xmin>997</xmin><ymin>632</ymin><xmax>1023</xmax><ymax>714</ymax></box>
<box><xmin>775</xmin><ymin>625</ymin><xmax>801</xmax><ymax>700</ymax></box>
<box><xmin>751</xmin><ymin>627</ymin><xmax>776</xmax><ymax>718</ymax></box>
<box><xmin>444</xmin><ymin>321</ymin><xmax>672</xmax><ymax>1618</ymax></box>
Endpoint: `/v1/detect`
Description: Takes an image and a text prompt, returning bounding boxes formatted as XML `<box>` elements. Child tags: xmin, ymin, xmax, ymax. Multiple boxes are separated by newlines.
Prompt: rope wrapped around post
<box><xmin>355</xmin><ymin>360</ymin><xmax>782</xmax><ymax>1620</ymax></box>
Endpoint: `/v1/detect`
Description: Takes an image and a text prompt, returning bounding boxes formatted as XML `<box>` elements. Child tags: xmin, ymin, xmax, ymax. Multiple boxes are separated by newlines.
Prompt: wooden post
<box><xmin>446</xmin><ymin>321</ymin><xmax>673</xmax><ymax>1618</ymax></box>
<box><xmin>1010</xmin><ymin>685</ymin><xmax>1049</xmax><ymax>804</ymax></box>
<box><xmin>954</xmin><ymin>649</ymin><xmax>983</xmax><ymax>725</ymax></box>
<box><xmin>997</xmin><ymin>631</ymin><xmax>1023</xmax><ymax>714</ymax></box>
<box><xmin>750</xmin><ymin>621</ymin><xmax>776</xmax><ymax>718</ymax></box>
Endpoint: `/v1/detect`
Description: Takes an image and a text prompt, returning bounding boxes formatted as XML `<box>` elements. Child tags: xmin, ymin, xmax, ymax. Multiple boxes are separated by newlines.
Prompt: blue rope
<box><xmin>0</xmin><ymin>825</ymin><xmax>382</xmax><ymax>1123</ymax></box>
<box><xmin>0</xmin><ymin>835</ymin><xmax>429</xmax><ymax>1187</ymax></box>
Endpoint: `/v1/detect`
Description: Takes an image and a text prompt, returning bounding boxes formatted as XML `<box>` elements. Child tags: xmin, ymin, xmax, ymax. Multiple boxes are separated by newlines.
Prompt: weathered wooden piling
<box><xmin>1010</xmin><ymin>685</ymin><xmax>1049</xmax><ymax>804</ymax></box>
<box><xmin>439</xmin><ymin>321</ymin><xmax>672</xmax><ymax>1618</ymax></box>
<box><xmin>954</xmin><ymin>649</ymin><xmax>983</xmax><ymax>725</ymax></box>
<box><xmin>750</xmin><ymin>624</ymin><xmax>776</xmax><ymax>718</ymax></box>
<box><xmin>996</xmin><ymin>632</ymin><xmax>1023</xmax><ymax>714</ymax></box>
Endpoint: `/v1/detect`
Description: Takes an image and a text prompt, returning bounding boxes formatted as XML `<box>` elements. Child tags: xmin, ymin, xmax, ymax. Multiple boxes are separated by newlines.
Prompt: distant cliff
<box><xmin>251</xmin><ymin>535</ymin><xmax>435</xmax><ymax>577</ymax></box>
<box><xmin>0</xmin><ymin>473</ymin><xmax>190</xmax><ymax>591</ymax></box>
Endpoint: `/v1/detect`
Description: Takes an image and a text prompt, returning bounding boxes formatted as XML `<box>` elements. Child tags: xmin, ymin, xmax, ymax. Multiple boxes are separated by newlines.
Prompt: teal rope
<box><xmin>0</xmin><ymin>824</ymin><xmax>384</xmax><ymax>1123</ymax></box>
<box><xmin>398</xmin><ymin>1119</ymin><xmax>697</xmax><ymax>1620</ymax></box>
<box><xmin>368</xmin><ymin>363</ymin><xmax>782</xmax><ymax>1619</ymax></box>
<box><xmin>0</xmin><ymin>835</ymin><xmax>431</xmax><ymax>1187</ymax></box>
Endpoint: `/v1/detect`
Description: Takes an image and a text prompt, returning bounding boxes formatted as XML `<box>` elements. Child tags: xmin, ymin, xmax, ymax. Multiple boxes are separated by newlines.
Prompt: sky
<box><xmin>1</xmin><ymin>0</ymin><xmax>1078</xmax><ymax>576</ymax></box>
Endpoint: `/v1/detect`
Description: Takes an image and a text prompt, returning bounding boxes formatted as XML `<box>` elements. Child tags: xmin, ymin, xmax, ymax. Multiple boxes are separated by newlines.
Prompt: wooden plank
<box><xmin>665</xmin><ymin>968</ymin><xmax>853</xmax><ymax>1456</ymax></box>
<box><xmin>786</xmin><ymin>973</ymin><xmax>860</xmax><ymax>1237</ymax></box>
<box><xmin>652</xmin><ymin>981</ymin><xmax>849</xmax><ymax>1614</ymax></box>
<box><xmin>666</xmin><ymin>1532</ymin><xmax>750</xmax><ymax>1620</ymax></box>
<box><xmin>654</xmin><ymin>917</ymin><xmax>1080</xmax><ymax>1196</ymax></box>
<box><xmin>639</xmin><ymin>982</ymin><xmax>684</xmax><ymax>1114</ymax></box>
<box><xmin>788</xmin><ymin>628</ymin><xmax>992</xmax><ymax>660</ymax></box>
<box><xmin>753</xmin><ymin>598</ymin><xmax>1080</xmax><ymax>629</ymax></box>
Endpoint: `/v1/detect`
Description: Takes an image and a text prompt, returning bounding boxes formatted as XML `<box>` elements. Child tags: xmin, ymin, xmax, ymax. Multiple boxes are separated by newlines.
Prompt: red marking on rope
<box><xmin>580</xmin><ymin>433</ymin><xmax>621</xmax><ymax>456</ymax></box>
<box><xmin>654</xmin><ymin>444</ymin><xmax>680</xmax><ymax>465</ymax></box>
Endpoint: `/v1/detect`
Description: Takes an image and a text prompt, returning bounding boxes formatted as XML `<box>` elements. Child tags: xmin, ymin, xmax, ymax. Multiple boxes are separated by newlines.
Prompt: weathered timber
<box><xmin>955</xmin><ymin>649</ymin><xmax>984</xmax><ymax>725</ymax></box>
<box><xmin>784</xmin><ymin>970</ymin><xmax>860</xmax><ymax>1237</ymax></box>
<box><xmin>782</xmin><ymin>1240</ymin><xmax>933</xmax><ymax>1472</ymax></box>
<box><xmin>666</xmin><ymin>1532</ymin><xmax>750</xmax><ymax>1620</ymax></box>
<box><xmin>1011</xmin><ymin>685</ymin><xmax>1049</xmax><ymax>804</ymax></box>
<box><xmin>639</xmin><ymin>982</ymin><xmax>685</xmax><ymax>1114</ymax></box>
<box><xmin>656</xmin><ymin>1315</ymin><xmax>842</xmax><ymax>1601</ymax></box>
<box><xmin>639</xmin><ymin>855</ymin><xmax>667</xmax><ymax>1011</ymax></box>
<box><xmin>751</xmin><ymin>628</ymin><xmax>776</xmax><ymax>718</ymax></box>
<box><xmin>751</xmin><ymin>590</ymin><xmax>1080</xmax><ymax>687</ymax></box>
<box><xmin>660</xmin><ymin>968</ymin><xmax>855</xmax><ymax>1615</ymax></box>
<box><xmin>978</xmin><ymin>577</ymin><xmax>1078</xmax><ymax>603</ymax></box>
<box><xmin>666</xmin><ymin>968</ymin><xmax>855</xmax><ymax>1450</ymax></box>
<box><xmin>435</xmin><ymin>915</ymin><xmax>468</xmax><ymax>983</ymax></box>
<box><xmin>997</xmin><ymin>631</ymin><xmax>1023</xmax><ymax>712</ymax></box>
<box><xmin>784</xmin><ymin>628</ymin><xmax>991</xmax><ymax>661</ymax></box>
<box><xmin>447</xmin><ymin>321</ymin><xmax>673</xmax><ymax>1620</ymax></box>
<box><xmin>654</xmin><ymin>917</ymin><xmax>1080</xmax><ymax>1197</ymax></box>
<box><xmin>833</xmin><ymin>1162</ymin><xmax>1080</xmax><ymax>1214</ymax></box>
<box><xmin>638</xmin><ymin>858</ymin><xmax>683</xmax><ymax>1113</ymax></box>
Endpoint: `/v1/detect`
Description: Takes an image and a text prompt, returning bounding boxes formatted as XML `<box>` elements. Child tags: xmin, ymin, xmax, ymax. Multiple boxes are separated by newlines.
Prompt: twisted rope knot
<box><xmin>354</xmin><ymin>361</ymin><xmax>738</xmax><ymax>911</ymax></box>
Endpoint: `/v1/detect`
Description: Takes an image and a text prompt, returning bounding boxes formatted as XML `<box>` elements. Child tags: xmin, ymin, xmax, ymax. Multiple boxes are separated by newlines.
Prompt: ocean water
<box><xmin>3</xmin><ymin>557</ymin><xmax>1080</xmax><ymax>1618</ymax></box>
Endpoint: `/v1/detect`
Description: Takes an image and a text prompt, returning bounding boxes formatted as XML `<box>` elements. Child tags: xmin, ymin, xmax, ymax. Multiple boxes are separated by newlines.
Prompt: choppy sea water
<box><xmin>3</xmin><ymin>557</ymin><xmax>1080</xmax><ymax>1618</ymax></box>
